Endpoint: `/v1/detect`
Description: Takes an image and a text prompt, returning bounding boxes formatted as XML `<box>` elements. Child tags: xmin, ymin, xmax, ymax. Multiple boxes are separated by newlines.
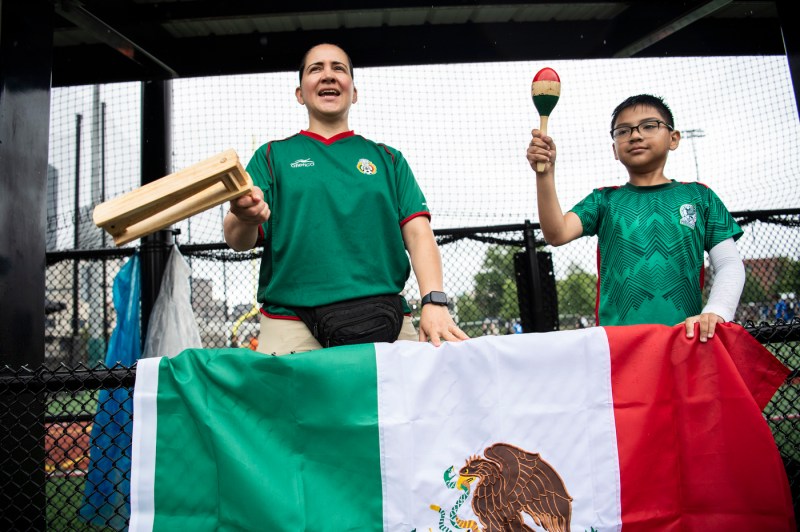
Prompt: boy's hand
<box><xmin>681</xmin><ymin>313</ymin><xmax>725</xmax><ymax>343</ymax></box>
<box><xmin>527</xmin><ymin>129</ymin><xmax>556</xmax><ymax>173</ymax></box>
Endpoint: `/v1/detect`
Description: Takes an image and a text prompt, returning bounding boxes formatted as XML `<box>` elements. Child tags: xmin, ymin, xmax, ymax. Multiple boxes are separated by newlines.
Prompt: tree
<box><xmin>555</xmin><ymin>265</ymin><xmax>596</xmax><ymax>322</ymax></box>
<box><xmin>771</xmin><ymin>256</ymin><xmax>800</xmax><ymax>298</ymax></box>
<box><xmin>456</xmin><ymin>245</ymin><xmax>519</xmax><ymax>326</ymax></box>
<box><xmin>740</xmin><ymin>267</ymin><xmax>767</xmax><ymax>306</ymax></box>
<box><xmin>472</xmin><ymin>246</ymin><xmax>516</xmax><ymax>318</ymax></box>
<box><xmin>457</xmin><ymin>251</ymin><xmax>601</xmax><ymax>332</ymax></box>
<box><xmin>455</xmin><ymin>291</ymin><xmax>481</xmax><ymax>324</ymax></box>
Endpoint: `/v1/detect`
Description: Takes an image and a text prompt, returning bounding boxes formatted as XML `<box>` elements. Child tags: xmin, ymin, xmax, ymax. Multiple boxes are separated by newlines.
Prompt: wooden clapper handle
<box><xmin>93</xmin><ymin>149</ymin><xmax>253</xmax><ymax>246</ymax></box>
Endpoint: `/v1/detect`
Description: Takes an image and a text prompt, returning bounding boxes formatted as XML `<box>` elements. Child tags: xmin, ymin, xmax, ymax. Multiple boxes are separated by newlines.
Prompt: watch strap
<box><xmin>421</xmin><ymin>291</ymin><xmax>448</xmax><ymax>306</ymax></box>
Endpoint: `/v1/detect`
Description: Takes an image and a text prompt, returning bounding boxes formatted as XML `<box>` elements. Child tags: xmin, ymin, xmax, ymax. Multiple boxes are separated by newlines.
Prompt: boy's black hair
<box><xmin>610</xmin><ymin>94</ymin><xmax>674</xmax><ymax>131</ymax></box>
<box><xmin>298</xmin><ymin>43</ymin><xmax>354</xmax><ymax>83</ymax></box>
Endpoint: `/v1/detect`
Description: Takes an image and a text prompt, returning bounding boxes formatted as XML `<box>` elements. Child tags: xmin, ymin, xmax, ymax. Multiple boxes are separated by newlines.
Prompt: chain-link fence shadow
<box><xmin>44</xmin><ymin>211</ymin><xmax>798</xmax><ymax>364</ymax></box>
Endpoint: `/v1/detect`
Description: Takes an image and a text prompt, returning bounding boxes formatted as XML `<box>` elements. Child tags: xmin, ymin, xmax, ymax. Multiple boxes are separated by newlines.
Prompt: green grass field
<box><xmin>47</xmin><ymin>475</ymin><xmax>95</xmax><ymax>531</ymax></box>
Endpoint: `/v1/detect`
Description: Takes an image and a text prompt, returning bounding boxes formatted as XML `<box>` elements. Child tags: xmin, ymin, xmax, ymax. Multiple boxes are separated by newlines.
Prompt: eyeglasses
<box><xmin>610</xmin><ymin>120</ymin><xmax>673</xmax><ymax>140</ymax></box>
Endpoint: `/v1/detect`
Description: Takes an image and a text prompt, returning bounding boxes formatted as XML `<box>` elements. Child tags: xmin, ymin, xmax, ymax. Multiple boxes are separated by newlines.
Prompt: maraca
<box><xmin>531</xmin><ymin>68</ymin><xmax>561</xmax><ymax>172</ymax></box>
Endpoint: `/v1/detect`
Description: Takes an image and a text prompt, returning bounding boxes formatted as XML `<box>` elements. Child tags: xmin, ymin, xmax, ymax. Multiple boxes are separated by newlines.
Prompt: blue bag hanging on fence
<box><xmin>80</xmin><ymin>253</ymin><xmax>141</xmax><ymax>529</ymax></box>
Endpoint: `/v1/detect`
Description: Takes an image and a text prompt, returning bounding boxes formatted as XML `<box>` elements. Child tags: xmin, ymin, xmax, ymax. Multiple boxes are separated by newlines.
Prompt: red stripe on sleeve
<box><xmin>400</xmin><ymin>212</ymin><xmax>431</xmax><ymax>227</ymax></box>
<box><xmin>259</xmin><ymin>308</ymin><xmax>301</xmax><ymax>321</ymax></box>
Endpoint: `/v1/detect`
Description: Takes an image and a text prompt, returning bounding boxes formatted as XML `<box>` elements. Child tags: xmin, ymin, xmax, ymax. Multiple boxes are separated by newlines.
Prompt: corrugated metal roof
<box><xmin>156</xmin><ymin>4</ymin><xmax>631</xmax><ymax>39</ymax></box>
<box><xmin>54</xmin><ymin>2</ymin><xmax>777</xmax><ymax>46</ymax></box>
<box><xmin>50</xmin><ymin>1</ymin><xmax>788</xmax><ymax>86</ymax></box>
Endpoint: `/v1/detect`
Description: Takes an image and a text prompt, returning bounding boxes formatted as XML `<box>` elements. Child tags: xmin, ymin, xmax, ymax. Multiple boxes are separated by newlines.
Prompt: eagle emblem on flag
<box><xmin>457</xmin><ymin>443</ymin><xmax>573</xmax><ymax>532</ymax></box>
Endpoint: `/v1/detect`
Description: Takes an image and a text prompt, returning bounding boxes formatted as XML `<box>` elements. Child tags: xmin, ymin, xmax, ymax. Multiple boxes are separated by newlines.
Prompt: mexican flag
<box><xmin>130</xmin><ymin>324</ymin><xmax>794</xmax><ymax>531</ymax></box>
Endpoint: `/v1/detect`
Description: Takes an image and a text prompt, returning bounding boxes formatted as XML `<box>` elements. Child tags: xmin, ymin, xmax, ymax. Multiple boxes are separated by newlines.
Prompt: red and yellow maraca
<box><xmin>531</xmin><ymin>68</ymin><xmax>561</xmax><ymax>171</ymax></box>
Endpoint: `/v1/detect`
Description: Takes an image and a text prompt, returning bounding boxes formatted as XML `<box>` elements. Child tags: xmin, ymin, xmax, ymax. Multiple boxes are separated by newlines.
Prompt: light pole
<box><xmin>682</xmin><ymin>128</ymin><xmax>705</xmax><ymax>181</ymax></box>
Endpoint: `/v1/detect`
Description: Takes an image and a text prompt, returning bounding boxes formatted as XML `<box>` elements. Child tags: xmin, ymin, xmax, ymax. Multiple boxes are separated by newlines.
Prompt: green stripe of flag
<box><xmin>146</xmin><ymin>345</ymin><xmax>383</xmax><ymax>531</ymax></box>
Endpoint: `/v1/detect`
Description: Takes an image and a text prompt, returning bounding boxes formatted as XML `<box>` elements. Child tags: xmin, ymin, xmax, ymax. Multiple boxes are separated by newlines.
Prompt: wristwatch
<box><xmin>421</xmin><ymin>291</ymin><xmax>448</xmax><ymax>306</ymax></box>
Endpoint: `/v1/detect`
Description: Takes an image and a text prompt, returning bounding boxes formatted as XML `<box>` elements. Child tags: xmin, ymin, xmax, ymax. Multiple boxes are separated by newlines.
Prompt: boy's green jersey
<box><xmin>570</xmin><ymin>180</ymin><xmax>742</xmax><ymax>326</ymax></box>
<box><xmin>246</xmin><ymin>131</ymin><xmax>429</xmax><ymax>316</ymax></box>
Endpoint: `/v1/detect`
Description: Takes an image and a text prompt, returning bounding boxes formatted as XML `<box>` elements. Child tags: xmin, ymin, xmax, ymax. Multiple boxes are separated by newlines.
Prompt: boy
<box><xmin>527</xmin><ymin>94</ymin><xmax>745</xmax><ymax>342</ymax></box>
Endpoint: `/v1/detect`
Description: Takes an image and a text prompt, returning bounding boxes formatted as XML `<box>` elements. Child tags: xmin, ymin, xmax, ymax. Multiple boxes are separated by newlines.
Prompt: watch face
<box><xmin>430</xmin><ymin>292</ymin><xmax>448</xmax><ymax>305</ymax></box>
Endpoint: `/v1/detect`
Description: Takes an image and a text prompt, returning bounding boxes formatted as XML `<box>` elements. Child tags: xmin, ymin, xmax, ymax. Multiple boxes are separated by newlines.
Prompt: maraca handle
<box><xmin>536</xmin><ymin>115</ymin><xmax>549</xmax><ymax>172</ymax></box>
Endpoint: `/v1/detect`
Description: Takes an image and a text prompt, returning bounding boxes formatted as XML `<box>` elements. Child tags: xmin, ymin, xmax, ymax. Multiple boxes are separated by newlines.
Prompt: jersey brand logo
<box><xmin>679</xmin><ymin>203</ymin><xmax>696</xmax><ymax>229</ymax></box>
<box><xmin>356</xmin><ymin>158</ymin><xmax>377</xmax><ymax>175</ymax></box>
<box><xmin>290</xmin><ymin>158</ymin><xmax>315</xmax><ymax>168</ymax></box>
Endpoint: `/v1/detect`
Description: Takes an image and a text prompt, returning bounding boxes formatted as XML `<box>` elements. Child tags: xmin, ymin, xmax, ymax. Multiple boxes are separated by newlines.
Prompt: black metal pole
<box><xmin>71</xmin><ymin>114</ymin><xmax>82</xmax><ymax>362</ymax></box>
<box><xmin>0</xmin><ymin>0</ymin><xmax>52</xmax><ymax>527</ymax></box>
<box><xmin>776</xmin><ymin>0</ymin><xmax>800</xmax><ymax>121</ymax></box>
<box><xmin>101</xmin><ymin>102</ymin><xmax>110</xmax><ymax>346</ymax></box>
<box><xmin>140</xmin><ymin>79</ymin><xmax>174</xmax><ymax>340</ymax></box>
<box><xmin>523</xmin><ymin>219</ymin><xmax>547</xmax><ymax>332</ymax></box>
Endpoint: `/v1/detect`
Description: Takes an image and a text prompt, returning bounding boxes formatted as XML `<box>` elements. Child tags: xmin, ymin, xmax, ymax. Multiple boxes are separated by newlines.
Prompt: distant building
<box><xmin>46</xmin><ymin>164</ymin><xmax>59</xmax><ymax>252</ymax></box>
<box><xmin>191</xmin><ymin>277</ymin><xmax>227</xmax><ymax>321</ymax></box>
<box><xmin>743</xmin><ymin>257</ymin><xmax>784</xmax><ymax>295</ymax></box>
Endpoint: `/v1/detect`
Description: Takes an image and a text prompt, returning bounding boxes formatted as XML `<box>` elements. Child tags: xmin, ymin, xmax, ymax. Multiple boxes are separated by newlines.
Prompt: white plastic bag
<box><xmin>142</xmin><ymin>246</ymin><xmax>203</xmax><ymax>358</ymax></box>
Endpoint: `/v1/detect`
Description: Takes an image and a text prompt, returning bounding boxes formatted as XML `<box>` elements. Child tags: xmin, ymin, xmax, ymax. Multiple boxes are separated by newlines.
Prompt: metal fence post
<box><xmin>140</xmin><ymin>230</ymin><xmax>175</xmax><ymax>335</ymax></box>
<box><xmin>140</xmin><ymin>79</ymin><xmax>174</xmax><ymax>341</ymax></box>
<box><xmin>523</xmin><ymin>219</ymin><xmax>547</xmax><ymax>332</ymax></box>
<box><xmin>0</xmin><ymin>0</ymin><xmax>52</xmax><ymax>527</ymax></box>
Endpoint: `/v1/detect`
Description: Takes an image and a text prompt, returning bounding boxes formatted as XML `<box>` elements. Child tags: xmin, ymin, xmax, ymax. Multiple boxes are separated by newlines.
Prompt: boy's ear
<box><xmin>612</xmin><ymin>143</ymin><xmax>620</xmax><ymax>161</ymax></box>
<box><xmin>670</xmin><ymin>129</ymin><xmax>681</xmax><ymax>150</ymax></box>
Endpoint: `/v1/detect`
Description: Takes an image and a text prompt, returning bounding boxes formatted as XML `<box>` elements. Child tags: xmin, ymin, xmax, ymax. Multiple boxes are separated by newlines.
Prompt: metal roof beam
<box><xmin>55</xmin><ymin>0</ymin><xmax>178</xmax><ymax>77</ymax></box>
<box><xmin>611</xmin><ymin>0</ymin><xmax>733</xmax><ymax>58</ymax></box>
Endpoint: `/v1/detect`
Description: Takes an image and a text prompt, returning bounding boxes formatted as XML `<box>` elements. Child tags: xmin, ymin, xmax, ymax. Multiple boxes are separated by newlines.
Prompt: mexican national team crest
<box><xmin>423</xmin><ymin>443</ymin><xmax>573</xmax><ymax>532</ymax></box>
<box><xmin>356</xmin><ymin>158</ymin><xmax>377</xmax><ymax>175</ymax></box>
<box><xmin>679</xmin><ymin>203</ymin><xmax>697</xmax><ymax>229</ymax></box>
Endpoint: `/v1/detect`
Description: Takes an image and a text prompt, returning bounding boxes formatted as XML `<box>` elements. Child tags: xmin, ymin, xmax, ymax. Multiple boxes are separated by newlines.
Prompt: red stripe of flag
<box><xmin>606</xmin><ymin>323</ymin><xmax>794</xmax><ymax>530</ymax></box>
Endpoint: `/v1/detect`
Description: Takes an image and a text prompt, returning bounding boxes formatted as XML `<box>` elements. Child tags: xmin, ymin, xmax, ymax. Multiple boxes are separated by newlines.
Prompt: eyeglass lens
<box><xmin>612</xmin><ymin>121</ymin><xmax>665</xmax><ymax>140</ymax></box>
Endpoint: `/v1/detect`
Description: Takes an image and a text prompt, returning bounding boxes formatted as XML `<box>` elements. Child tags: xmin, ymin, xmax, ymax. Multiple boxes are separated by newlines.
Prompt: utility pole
<box><xmin>682</xmin><ymin>128</ymin><xmax>706</xmax><ymax>181</ymax></box>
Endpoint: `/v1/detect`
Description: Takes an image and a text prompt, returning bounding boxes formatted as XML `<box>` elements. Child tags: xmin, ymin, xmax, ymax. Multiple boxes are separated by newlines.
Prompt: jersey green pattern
<box><xmin>246</xmin><ymin>131</ymin><xmax>429</xmax><ymax>315</ymax></box>
<box><xmin>570</xmin><ymin>180</ymin><xmax>742</xmax><ymax>326</ymax></box>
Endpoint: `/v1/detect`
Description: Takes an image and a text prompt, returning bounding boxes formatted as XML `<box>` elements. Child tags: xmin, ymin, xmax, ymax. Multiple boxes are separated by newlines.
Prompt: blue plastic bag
<box><xmin>80</xmin><ymin>253</ymin><xmax>141</xmax><ymax>529</ymax></box>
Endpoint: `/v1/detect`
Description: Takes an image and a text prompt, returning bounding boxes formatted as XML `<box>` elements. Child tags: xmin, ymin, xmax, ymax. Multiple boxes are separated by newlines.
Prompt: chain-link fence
<box><xmin>48</xmin><ymin>57</ymin><xmax>800</xmax><ymax>250</ymax></box>
<box><xmin>1</xmin><ymin>210</ymin><xmax>792</xmax><ymax>528</ymax></box>
<box><xmin>2</xmin><ymin>38</ymin><xmax>790</xmax><ymax>530</ymax></box>
<box><xmin>2</xmin><ymin>321</ymin><xmax>798</xmax><ymax>530</ymax></box>
<box><xmin>42</xmin><ymin>210</ymin><xmax>800</xmax><ymax>367</ymax></box>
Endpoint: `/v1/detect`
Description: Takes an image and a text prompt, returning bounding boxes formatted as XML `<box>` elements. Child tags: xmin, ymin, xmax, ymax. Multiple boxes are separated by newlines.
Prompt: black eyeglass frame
<box><xmin>610</xmin><ymin>120</ymin><xmax>674</xmax><ymax>140</ymax></box>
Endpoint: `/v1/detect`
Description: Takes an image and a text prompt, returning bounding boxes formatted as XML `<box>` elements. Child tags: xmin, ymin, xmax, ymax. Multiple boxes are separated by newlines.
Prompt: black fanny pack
<box><xmin>291</xmin><ymin>295</ymin><xmax>405</xmax><ymax>348</ymax></box>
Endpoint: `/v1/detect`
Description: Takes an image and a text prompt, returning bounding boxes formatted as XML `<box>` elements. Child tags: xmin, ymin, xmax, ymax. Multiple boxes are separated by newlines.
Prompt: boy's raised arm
<box><xmin>527</xmin><ymin>129</ymin><xmax>583</xmax><ymax>246</ymax></box>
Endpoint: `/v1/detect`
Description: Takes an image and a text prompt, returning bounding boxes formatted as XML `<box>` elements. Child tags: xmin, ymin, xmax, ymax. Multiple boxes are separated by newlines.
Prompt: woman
<box><xmin>224</xmin><ymin>43</ymin><xmax>467</xmax><ymax>355</ymax></box>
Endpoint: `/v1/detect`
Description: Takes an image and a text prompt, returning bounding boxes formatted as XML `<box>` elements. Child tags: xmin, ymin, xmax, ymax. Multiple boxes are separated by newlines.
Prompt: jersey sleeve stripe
<box><xmin>400</xmin><ymin>211</ymin><xmax>431</xmax><ymax>226</ymax></box>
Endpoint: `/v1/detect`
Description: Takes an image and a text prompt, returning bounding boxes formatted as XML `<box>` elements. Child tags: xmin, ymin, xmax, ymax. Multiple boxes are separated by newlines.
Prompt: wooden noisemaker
<box><xmin>93</xmin><ymin>149</ymin><xmax>253</xmax><ymax>246</ymax></box>
<box><xmin>531</xmin><ymin>67</ymin><xmax>561</xmax><ymax>171</ymax></box>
